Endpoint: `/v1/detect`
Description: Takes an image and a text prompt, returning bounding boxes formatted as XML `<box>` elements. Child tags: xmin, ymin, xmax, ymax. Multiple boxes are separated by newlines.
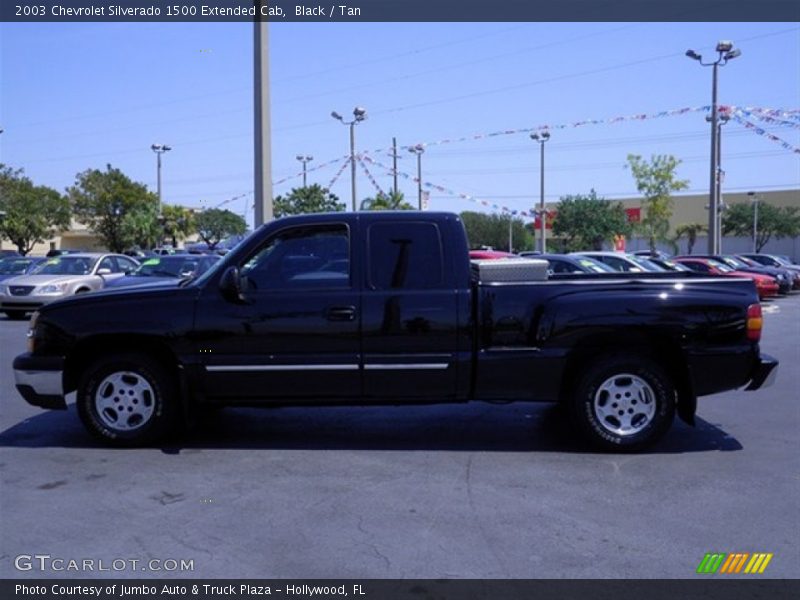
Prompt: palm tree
<box><xmin>360</xmin><ymin>190</ymin><xmax>414</xmax><ymax>211</ymax></box>
<box><xmin>673</xmin><ymin>223</ymin><xmax>706</xmax><ymax>255</ymax></box>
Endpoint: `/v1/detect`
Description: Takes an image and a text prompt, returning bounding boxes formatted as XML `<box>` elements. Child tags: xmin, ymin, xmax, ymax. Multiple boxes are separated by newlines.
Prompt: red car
<box><xmin>468</xmin><ymin>250</ymin><xmax>518</xmax><ymax>260</ymax></box>
<box><xmin>674</xmin><ymin>257</ymin><xmax>779</xmax><ymax>299</ymax></box>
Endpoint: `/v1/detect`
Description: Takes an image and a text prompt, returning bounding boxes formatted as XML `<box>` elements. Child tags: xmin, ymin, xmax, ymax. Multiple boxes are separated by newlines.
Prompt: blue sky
<box><xmin>1</xmin><ymin>22</ymin><xmax>798</xmax><ymax>227</ymax></box>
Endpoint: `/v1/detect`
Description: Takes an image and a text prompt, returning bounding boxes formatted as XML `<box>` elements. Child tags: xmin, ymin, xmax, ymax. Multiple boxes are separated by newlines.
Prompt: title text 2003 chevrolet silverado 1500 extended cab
<box><xmin>13</xmin><ymin>212</ymin><xmax>777</xmax><ymax>450</ymax></box>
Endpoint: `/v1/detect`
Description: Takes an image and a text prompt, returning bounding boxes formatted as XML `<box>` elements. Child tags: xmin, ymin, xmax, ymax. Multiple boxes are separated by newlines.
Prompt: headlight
<box><xmin>37</xmin><ymin>283</ymin><xmax>68</xmax><ymax>295</ymax></box>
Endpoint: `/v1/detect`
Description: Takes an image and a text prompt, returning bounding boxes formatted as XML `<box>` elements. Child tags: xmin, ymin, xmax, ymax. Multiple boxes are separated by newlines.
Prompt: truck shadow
<box><xmin>0</xmin><ymin>402</ymin><xmax>743</xmax><ymax>454</ymax></box>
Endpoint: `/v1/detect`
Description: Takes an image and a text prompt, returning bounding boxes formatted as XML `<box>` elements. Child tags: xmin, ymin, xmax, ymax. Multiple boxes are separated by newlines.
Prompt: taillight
<box><xmin>746</xmin><ymin>303</ymin><xmax>762</xmax><ymax>342</ymax></box>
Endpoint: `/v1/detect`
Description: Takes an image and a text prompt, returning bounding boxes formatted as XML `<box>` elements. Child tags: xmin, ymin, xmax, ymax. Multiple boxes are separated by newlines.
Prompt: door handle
<box><xmin>326</xmin><ymin>305</ymin><xmax>356</xmax><ymax>321</ymax></box>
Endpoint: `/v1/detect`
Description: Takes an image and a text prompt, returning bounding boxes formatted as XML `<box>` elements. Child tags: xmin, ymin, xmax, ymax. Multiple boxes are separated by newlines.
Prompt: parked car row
<box><xmin>468</xmin><ymin>249</ymin><xmax>800</xmax><ymax>301</ymax></box>
<box><xmin>0</xmin><ymin>253</ymin><xmax>221</xmax><ymax>320</ymax></box>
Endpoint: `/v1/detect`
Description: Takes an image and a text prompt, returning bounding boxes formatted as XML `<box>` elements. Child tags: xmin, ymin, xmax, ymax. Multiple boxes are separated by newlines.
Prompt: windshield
<box><xmin>627</xmin><ymin>255</ymin><xmax>665</xmax><ymax>271</ymax></box>
<box><xmin>576</xmin><ymin>257</ymin><xmax>615</xmax><ymax>273</ymax></box>
<box><xmin>708</xmin><ymin>259</ymin><xmax>733</xmax><ymax>273</ymax></box>
<box><xmin>32</xmin><ymin>256</ymin><xmax>98</xmax><ymax>275</ymax></box>
<box><xmin>133</xmin><ymin>256</ymin><xmax>202</xmax><ymax>278</ymax></box>
<box><xmin>721</xmin><ymin>256</ymin><xmax>749</xmax><ymax>269</ymax></box>
<box><xmin>0</xmin><ymin>258</ymin><xmax>37</xmax><ymax>275</ymax></box>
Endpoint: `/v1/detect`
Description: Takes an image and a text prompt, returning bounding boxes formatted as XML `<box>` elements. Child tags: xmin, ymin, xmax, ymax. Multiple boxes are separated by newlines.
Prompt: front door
<box><xmin>195</xmin><ymin>222</ymin><xmax>361</xmax><ymax>402</ymax></box>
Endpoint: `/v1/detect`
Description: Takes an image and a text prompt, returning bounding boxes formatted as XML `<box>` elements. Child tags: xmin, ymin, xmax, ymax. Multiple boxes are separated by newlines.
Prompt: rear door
<box><xmin>360</xmin><ymin>220</ymin><xmax>459</xmax><ymax>399</ymax></box>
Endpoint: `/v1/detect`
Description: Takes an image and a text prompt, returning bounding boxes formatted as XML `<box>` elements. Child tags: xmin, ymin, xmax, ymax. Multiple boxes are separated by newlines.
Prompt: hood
<box><xmin>2</xmin><ymin>274</ymin><xmax>97</xmax><ymax>287</ymax></box>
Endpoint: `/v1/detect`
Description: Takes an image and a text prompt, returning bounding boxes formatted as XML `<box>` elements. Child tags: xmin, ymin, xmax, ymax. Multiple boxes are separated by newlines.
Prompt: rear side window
<box><xmin>368</xmin><ymin>222</ymin><xmax>444</xmax><ymax>290</ymax></box>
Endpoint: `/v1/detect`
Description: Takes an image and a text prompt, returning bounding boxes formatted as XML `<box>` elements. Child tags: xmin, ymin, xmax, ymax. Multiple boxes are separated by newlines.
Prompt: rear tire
<box><xmin>77</xmin><ymin>354</ymin><xmax>179</xmax><ymax>446</ymax></box>
<box><xmin>569</xmin><ymin>356</ymin><xmax>675</xmax><ymax>452</ymax></box>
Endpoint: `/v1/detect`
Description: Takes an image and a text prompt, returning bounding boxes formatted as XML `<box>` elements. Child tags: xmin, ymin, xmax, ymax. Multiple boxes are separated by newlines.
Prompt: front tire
<box><xmin>77</xmin><ymin>354</ymin><xmax>178</xmax><ymax>446</ymax></box>
<box><xmin>569</xmin><ymin>356</ymin><xmax>676</xmax><ymax>451</ymax></box>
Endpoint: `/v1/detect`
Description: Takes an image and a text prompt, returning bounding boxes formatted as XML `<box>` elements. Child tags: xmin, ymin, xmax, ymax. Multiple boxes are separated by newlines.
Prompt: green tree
<box><xmin>360</xmin><ymin>190</ymin><xmax>414</xmax><ymax>211</ymax></box>
<box><xmin>0</xmin><ymin>165</ymin><xmax>71</xmax><ymax>255</ymax></box>
<box><xmin>273</xmin><ymin>184</ymin><xmax>345</xmax><ymax>217</ymax></box>
<box><xmin>551</xmin><ymin>190</ymin><xmax>631</xmax><ymax>251</ymax></box>
<box><xmin>626</xmin><ymin>154</ymin><xmax>689</xmax><ymax>253</ymax></box>
<box><xmin>194</xmin><ymin>208</ymin><xmax>247</xmax><ymax>250</ymax></box>
<box><xmin>459</xmin><ymin>211</ymin><xmax>532</xmax><ymax>252</ymax></box>
<box><xmin>68</xmin><ymin>164</ymin><xmax>159</xmax><ymax>252</ymax></box>
<box><xmin>722</xmin><ymin>202</ymin><xmax>800</xmax><ymax>252</ymax></box>
<box><xmin>673</xmin><ymin>223</ymin><xmax>706</xmax><ymax>255</ymax></box>
<box><xmin>161</xmin><ymin>204</ymin><xmax>196</xmax><ymax>248</ymax></box>
<box><xmin>121</xmin><ymin>204</ymin><xmax>163</xmax><ymax>250</ymax></box>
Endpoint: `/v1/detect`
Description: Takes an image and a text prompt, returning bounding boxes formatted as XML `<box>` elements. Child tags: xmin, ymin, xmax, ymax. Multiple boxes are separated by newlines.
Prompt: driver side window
<box><xmin>241</xmin><ymin>224</ymin><xmax>350</xmax><ymax>291</ymax></box>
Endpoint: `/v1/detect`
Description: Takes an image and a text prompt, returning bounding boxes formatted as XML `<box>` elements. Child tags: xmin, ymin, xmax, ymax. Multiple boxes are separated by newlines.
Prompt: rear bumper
<box><xmin>744</xmin><ymin>353</ymin><xmax>779</xmax><ymax>391</ymax></box>
<box><xmin>13</xmin><ymin>353</ymin><xmax>67</xmax><ymax>410</ymax></box>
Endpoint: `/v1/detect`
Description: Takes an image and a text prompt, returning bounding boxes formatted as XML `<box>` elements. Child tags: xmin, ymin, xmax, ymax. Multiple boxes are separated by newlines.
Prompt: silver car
<box><xmin>0</xmin><ymin>253</ymin><xmax>140</xmax><ymax>319</ymax></box>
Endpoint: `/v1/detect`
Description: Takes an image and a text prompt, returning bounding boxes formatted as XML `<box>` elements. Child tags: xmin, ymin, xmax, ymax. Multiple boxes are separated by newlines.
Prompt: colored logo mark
<box><xmin>697</xmin><ymin>553</ymin><xmax>773</xmax><ymax>574</ymax></box>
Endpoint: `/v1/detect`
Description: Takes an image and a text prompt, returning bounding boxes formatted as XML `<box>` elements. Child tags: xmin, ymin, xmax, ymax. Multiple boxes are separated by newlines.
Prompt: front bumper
<box><xmin>1</xmin><ymin>294</ymin><xmax>62</xmax><ymax>312</ymax></box>
<box><xmin>744</xmin><ymin>353</ymin><xmax>779</xmax><ymax>391</ymax></box>
<box><xmin>13</xmin><ymin>353</ymin><xmax>67</xmax><ymax>409</ymax></box>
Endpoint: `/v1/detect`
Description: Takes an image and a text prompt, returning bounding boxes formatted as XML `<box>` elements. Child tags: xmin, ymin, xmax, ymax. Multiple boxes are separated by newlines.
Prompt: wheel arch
<box><xmin>558</xmin><ymin>330</ymin><xmax>696</xmax><ymax>425</ymax></box>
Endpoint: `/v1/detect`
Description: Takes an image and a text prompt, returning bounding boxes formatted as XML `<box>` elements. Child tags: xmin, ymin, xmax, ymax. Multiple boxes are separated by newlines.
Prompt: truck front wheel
<box><xmin>77</xmin><ymin>354</ymin><xmax>178</xmax><ymax>446</ymax></box>
<box><xmin>569</xmin><ymin>356</ymin><xmax>676</xmax><ymax>451</ymax></box>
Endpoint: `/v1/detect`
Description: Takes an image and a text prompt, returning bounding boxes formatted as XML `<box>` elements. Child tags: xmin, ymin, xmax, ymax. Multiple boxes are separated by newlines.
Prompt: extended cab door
<box><xmin>194</xmin><ymin>221</ymin><xmax>361</xmax><ymax>401</ymax></box>
<box><xmin>360</xmin><ymin>219</ymin><xmax>459</xmax><ymax>399</ymax></box>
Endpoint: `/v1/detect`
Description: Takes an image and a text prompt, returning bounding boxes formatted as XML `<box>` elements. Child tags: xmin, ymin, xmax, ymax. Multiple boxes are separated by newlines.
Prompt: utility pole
<box><xmin>748</xmin><ymin>191</ymin><xmax>759</xmax><ymax>252</ymax></box>
<box><xmin>408</xmin><ymin>144</ymin><xmax>425</xmax><ymax>210</ymax></box>
<box><xmin>332</xmin><ymin>107</ymin><xmax>367</xmax><ymax>211</ymax></box>
<box><xmin>530</xmin><ymin>131</ymin><xmax>550</xmax><ymax>253</ymax></box>
<box><xmin>296</xmin><ymin>155</ymin><xmax>313</xmax><ymax>187</ymax></box>
<box><xmin>254</xmin><ymin>19</ymin><xmax>274</xmax><ymax>226</ymax></box>
<box><xmin>150</xmin><ymin>144</ymin><xmax>171</xmax><ymax>216</ymax></box>
<box><xmin>686</xmin><ymin>41</ymin><xmax>741</xmax><ymax>254</ymax></box>
<box><xmin>391</xmin><ymin>137</ymin><xmax>399</xmax><ymax>195</ymax></box>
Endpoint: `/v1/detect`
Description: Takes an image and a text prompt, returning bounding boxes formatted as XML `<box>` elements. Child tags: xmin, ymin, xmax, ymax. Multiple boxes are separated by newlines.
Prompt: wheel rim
<box><xmin>94</xmin><ymin>371</ymin><xmax>156</xmax><ymax>432</ymax></box>
<box><xmin>593</xmin><ymin>373</ymin><xmax>656</xmax><ymax>437</ymax></box>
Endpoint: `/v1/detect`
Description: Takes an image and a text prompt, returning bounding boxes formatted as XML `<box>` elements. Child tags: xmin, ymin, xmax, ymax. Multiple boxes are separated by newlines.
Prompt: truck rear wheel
<box><xmin>77</xmin><ymin>354</ymin><xmax>178</xmax><ymax>446</ymax></box>
<box><xmin>569</xmin><ymin>356</ymin><xmax>675</xmax><ymax>451</ymax></box>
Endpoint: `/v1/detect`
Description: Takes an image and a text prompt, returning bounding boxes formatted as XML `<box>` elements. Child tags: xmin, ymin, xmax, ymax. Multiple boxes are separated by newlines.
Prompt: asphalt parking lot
<box><xmin>0</xmin><ymin>295</ymin><xmax>798</xmax><ymax>579</ymax></box>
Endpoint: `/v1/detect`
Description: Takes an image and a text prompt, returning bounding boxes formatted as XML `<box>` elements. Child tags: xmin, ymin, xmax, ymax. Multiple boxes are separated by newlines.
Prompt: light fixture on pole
<box><xmin>530</xmin><ymin>131</ymin><xmax>551</xmax><ymax>253</ymax></box>
<box><xmin>332</xmin><ymin>107</ymin><xmax>367</xmax><ymax>212</ymax></box>
<box><xmin>150</xmin><ymin>143</ymin><xmax>172</xmax><ymax>217</ymax></box>
<box><xmin>408</xmin><ymin>144</ymin><xmax>425</xmax><ymax>210</ymax></box>
<box><xmin>686</xmin><ymin>40</ymin><xmax>741</xmax><ymax>254</ymax></box>
<box><xmin>295</xmin><ymin>155</ymin><xmax>313</xmax><ymax>187</ymax></box>
<box><xmin>748</xmin><ymin>191</ymin><xmax>760</xmax><ymax>252</ymax></box>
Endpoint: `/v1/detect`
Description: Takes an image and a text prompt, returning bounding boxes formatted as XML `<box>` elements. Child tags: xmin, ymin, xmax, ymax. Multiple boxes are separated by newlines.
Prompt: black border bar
<box><xmin>2</xmin><ymin>1</ymin><xmax>800</xmax><ymax>22</ymax></box>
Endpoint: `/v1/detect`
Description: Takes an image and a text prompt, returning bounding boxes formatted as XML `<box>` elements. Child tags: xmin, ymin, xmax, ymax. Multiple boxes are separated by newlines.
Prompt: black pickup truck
<box><xmin>13</xmin><ymin>212</ymin><xmax>777</xmax><ymax>450</ymax></box>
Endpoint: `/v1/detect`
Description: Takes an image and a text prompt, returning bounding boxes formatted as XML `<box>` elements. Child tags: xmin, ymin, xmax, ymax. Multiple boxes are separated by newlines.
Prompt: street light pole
<box><xmin>332</xmin><ymin>107</ymin><xmax>367</xmax><ymax>212</ymax></box>
<box><xmin>295</xmin><ymin>155</ymin><xmax>313</xmax><ymax>187</ymax></box>
<box><xmin>748</xmin><ymin>191</ymin><xmax>759</xmax><ymax>252</ymax></box>
<box><xmin>150</xmin><ymin>143</ymin><xmax>172</xmax><ymax>216</ymax></box>
<box><xmin>530</xmin><ymin>131</ymin><xmax>550</xmax><ymax>253</ymax></box>
<box><xmin>686</xmin><ymin>41</ymin><xmax>741</xmax><ymax>254</ymax></box>
<box><xmin>408</xmin><ymin>144</ymin><xmax>425</xmax><ymax>210</ymax></box>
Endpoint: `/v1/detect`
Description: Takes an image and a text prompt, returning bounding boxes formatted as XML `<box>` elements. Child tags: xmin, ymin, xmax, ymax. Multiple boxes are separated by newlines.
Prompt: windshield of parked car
<box><xmin>132</xmin><ymin>256</ymin><xmax>204</xmax><ymax>278</ymax></box>
<box><xmin>576</xmin><ymin>257</ymin><xmax>616</xmax><ymax>273</ymax></box>
<box><xmin>0</xmin><ymin>258</ymin><xmax>37</xmax><ymax>275</ymax></box>
<box><xmin>32</xmin><ymin>256</ymin><xmax>98</xmax><ymax>275</ymax></box>
<box><xmin>627</xmin><ymin>255</ymin><xmax>665</xmax><ymax>271</ymax></box>
<box><xmin>721</xmin><ymin>256</ymin><xmax>750</xmax><ymax>270</ymax></box>
<box><xmin>707</xmin><ymin>259</ymin><xmax>734</xmax><ymax>273</ymax></box>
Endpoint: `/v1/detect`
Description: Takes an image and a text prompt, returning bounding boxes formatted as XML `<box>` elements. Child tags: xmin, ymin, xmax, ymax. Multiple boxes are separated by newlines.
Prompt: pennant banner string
<box><xmin>731</xmin><ymin>113</ymin><xmax>800</xmax><ymax>154</ymax></box>
<box><xmin>356</xmin><ymin>155</ymin><xmax>385</xmax><ymax>196</ymax></box>
<box><xmin>272</xmin><ymin>155</ymin><xmax>350</xmax><ymax>187</ymax></box>
<box><xmin>326</xmin><ymin>158</ymin><xmax>351</xmax><ymax>190</ymax></box>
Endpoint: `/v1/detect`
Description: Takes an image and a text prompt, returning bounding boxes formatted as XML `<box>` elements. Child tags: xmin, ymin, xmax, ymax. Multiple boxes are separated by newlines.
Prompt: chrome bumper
<box><xmin>13</xmin><ymin>353</ymin><xmax>67</xmax><ymax>410</ymax></box>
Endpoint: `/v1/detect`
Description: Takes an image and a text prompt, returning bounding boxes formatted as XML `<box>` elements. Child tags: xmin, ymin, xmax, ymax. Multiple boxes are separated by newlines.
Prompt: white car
<box><xmin>0</xmin><ymin>253</ymin><xmax>139</xmax><ymax>320</ymax></box>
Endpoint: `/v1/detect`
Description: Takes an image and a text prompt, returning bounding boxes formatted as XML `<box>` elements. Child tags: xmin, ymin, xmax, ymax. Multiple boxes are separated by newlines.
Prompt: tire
<box><xmin>568</xmin><ymin>355</ymin><xmax>676</xmax><ymax>451</ymax></box>
<box><xmin>4</xmin><ymin>310</ymin><xmax>27</xmax><ymax>320</ymax></box>
<box><xmin>77</xmin><ymin>354</ymin><xmax>179</xmax><ymax>446</ymax></box>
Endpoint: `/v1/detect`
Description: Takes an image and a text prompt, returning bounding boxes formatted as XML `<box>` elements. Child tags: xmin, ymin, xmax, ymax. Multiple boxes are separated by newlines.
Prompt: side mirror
<box><xmin>219</xmin><ymin>266</ymin><xmax>246</xmax><ymax>303</ymax></box>
<box><xmin>97</xmin><ymin>268</ymin><xmax>112</xmax><ymax>276</ymax></box>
